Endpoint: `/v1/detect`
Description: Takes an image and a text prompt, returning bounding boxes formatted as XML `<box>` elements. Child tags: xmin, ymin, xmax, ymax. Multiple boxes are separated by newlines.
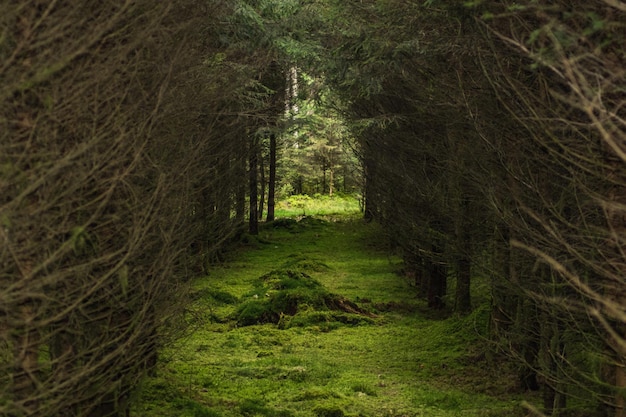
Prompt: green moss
<box><xmin>292</xmin><ymin>387</ymin><xmax>341</xmax><ymax>402</ymax></box>
<box><xmin>351</xmin><ymin>383</ymin><xmax>377</xmax><ymax>397</ymax></box>
<box><xmin>313</xmin><ymin>405</ymin><xmax>345</xmax><ymax>417</ymax></box>
<box><xmin>236</xmin><ymin>299</ymin><xmax>278</xmax><ymax>325</ymax></box>
<box><xmin>238</xmin><ymin>399</ymin><xmax>295</xmax><ymax>417</ymax></box>
<box><xmin>135</xmin><ymin>216</ymin><xmax>529</xmax><ymax>417</ymax></box>
<box><xmin>281</xmin><ymin>254</ymin><xmax>331</xmax><ymax>272</ymax></box>
<box><xmin>234</xmin><ymin>268</ymin><xmax>373</xmax><ymax>327</ymax></box>
<box><xmin>173</xmin><ymin>399</ymin><xmax>221</xmax><ymax>417</ymax></box>
<box><xmin>274</xmin><ymin>195</ymin><xmax>361</xmax><ymax>218</ymax></box>
<box><xmin>190</xmin><ymin>288</ymin><xmax>239</xmax><ymax>305</ymax></box>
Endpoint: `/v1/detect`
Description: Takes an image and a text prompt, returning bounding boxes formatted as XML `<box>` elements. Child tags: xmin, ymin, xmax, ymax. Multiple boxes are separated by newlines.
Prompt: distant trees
<box><xmin>280</xmin><ymin>72</ymin><xmax>362</xmax><ymax>197</ymax></box>
<box><xmin>234</xmin><ymin>0</ymin><xmax>362</xmax><ymax>227</ymax></box>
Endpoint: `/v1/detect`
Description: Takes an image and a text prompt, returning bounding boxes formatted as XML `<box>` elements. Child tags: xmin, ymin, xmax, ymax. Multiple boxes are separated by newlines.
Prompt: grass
<box><xmin>133</xmin><ymin>207</ymin><xmax>530</xmax><ymax>417</ymax></box>
<box><xmin>273</xmin><ymin>194</ymin><xmax>361</xmax><ymax>218</ymax></box>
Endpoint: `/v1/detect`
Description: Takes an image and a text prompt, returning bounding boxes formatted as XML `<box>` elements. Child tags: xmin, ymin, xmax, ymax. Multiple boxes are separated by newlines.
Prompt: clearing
<box><xmin>135</xmin><ymin>215</ymin><xmax>529</xmax><ymax>417</ymax></box>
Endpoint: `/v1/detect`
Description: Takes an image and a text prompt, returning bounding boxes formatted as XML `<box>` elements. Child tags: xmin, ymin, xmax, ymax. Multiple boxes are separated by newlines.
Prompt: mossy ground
<box><xmin>134</xmin><ymin>211</ymin><xmax>531</xmax><ymax>417</ymax></box>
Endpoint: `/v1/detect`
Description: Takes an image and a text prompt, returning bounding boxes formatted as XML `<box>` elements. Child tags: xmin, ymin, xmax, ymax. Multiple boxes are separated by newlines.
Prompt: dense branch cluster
<box><xmin>0</xmin><ymin>1</ymin><xmax>280</xmax><ymax>416</ymax></box>
<box><xmin>318</xmin><ymin>0</ymin><xmax>626</xmax><ymax>415</ymax></box>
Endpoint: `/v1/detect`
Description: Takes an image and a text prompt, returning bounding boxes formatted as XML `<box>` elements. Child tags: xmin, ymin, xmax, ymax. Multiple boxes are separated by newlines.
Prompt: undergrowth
<box><xmin>273</xmin><ymin>194</ymin><xmax>361</xmax><ymax>218</ymax></box>
<box><xmin>134</xmin><ymin>214</ymin><xmax>529</xmax><ymax>417</ymax></box>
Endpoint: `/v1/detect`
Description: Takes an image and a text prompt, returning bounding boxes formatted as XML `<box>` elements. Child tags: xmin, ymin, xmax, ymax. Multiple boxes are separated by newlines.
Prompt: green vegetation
<box><xmin>134</xmin><ymin>205</ymin><xmax>528</xmax><ymax>417</ymax></box>
<box><xmin>274</xmin><ymin>194</ymin><xmax>361</xmax><ymax>218</ymax></box>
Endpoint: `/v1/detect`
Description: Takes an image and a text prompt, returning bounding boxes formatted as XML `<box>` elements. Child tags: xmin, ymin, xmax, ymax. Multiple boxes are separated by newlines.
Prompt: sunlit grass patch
<box><xmin>274</xmin><ymin>194</ymin><xmax>361</xmax><ymax>218</ymax></box>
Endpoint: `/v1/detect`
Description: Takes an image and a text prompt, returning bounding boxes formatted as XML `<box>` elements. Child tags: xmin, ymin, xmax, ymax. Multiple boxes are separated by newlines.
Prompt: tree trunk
<box><xmin>236</xmin><ymin>153</ymin><xmax>247</xmax><ymax>226</ymax></box>
<box><xmin>491</xmin><ymin>223</ymin><xmax>515</xmax><ymax>337</ymax></box>
<box><xmin>329</xmin><ymin>163</ymin><xmax>334</xmax><ymax>197</ymax></box>
<box><xmin>427</xmin><ymin>221</ymin><xmax>447</xmax><ymax>310</ymax></box>
<box><xmin>363</xmin><ymin>163</ymin><xmax>377</xmax><ymax>221</ymax></box>
<box><xmin>258</xmin><ymin>142</ymin><xmax>266</xmax><ymax>221</ymax></box>
<box><xmin>455</xmin><ymin>195</ymin><xmax>471</xmax><ymax>314</ymax></box>
<box><xmin>267</xmin><ymin>133</ymin><xmax>277</xmax><ymax>222</ymax></box>
<box><xmin>322</xmin><ymin>161</ymin><xmax>327</xmax><ymax>195</ymax></box>
<box><xmin>518</xmin><ymin>300</ymin><xmax>540</xmax><ymax>392</ymax></box>
<box><xmin>249</xmin><ymin>135</ymin><xmax>259</xmax><ymax>235</ymax></box>
<box><xmin>456</xmin><ymin>256</ymin><xmax>471</xmax><ymax>314</ymax></box>
<box><xmin>541</xmin><ymin>302</ymin><xmax>567</xmax><ymax>416</ymax></box>
<box><xmin>427</xmin><ymin>257</ymin><xmax>447</xmax><ymax>310</ymax></box>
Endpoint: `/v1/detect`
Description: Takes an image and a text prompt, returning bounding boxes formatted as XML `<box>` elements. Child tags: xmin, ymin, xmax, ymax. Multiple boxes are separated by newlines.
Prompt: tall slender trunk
<box><xmin>427</xmin><ymin>221</ymin><xmax>447</xmax><ymax>310</ymax></box>
<box><xmin>322</xmin><ymin>161</ymin><xmax>327</xmax><ymax>195</ymax></box>
<box><xmin>490</xmin><ymin>223</ymin><xmax>517</xmax><ymax>340</ymax></box>
<box><xmin>328</xmin><ymin>163</ymin><xmax>334</xmax><ymax>197</ymax></box>
<box><xmin>258</xmin><ymin>142</ymin><xmax>266</xmax><ymax>221</ymax></box>
<box><xmin>363</xmin><ymin>158</ymin><xmax>377</xmax><ymax>221</ymax></box>
<box><xmin>236</xmin><ymin>153</ymin><xmax>246</xmax><ymax>226</ymax></box>
<box><xmin>249</xmin><ymin>135</ymin><xmax>259</xmax><ymax>235</ymax></box>
<box><xmin>267</xmin><ymin>133</ymin><xmax>277</xmax><ymax>222</ymax></box>
<box><xmin>455</xmin><ymin>194</ymin><xmax>471</xmax><ymax>314</ymax></box>
<box><xmin>427</xmin><ymin>254</ymin><xmax>447</xmax><ymax>310</ymax></box>
<box><xmin>540</xmin><ymin>269</ymin><xmax>567</xmax><ymax>416</ymax></box>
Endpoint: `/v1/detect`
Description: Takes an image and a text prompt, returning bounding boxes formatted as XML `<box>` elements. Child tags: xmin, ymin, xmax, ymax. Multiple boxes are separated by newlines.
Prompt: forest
<box><xmin>1</xmin><ymin>0</ymin><xmax>625</xmax><ymax>416</ymax></box>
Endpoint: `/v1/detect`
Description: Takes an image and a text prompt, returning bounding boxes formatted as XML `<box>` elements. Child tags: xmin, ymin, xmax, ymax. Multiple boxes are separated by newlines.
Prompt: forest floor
<box><xmin>134</xmin><ymin>211</ymin><xmax>534</xmax><ymax>417</ymax></box>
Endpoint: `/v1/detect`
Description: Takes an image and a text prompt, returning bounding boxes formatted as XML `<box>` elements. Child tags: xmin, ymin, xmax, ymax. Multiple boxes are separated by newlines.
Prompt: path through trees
<box><xmin>2</xmin><ymin>1</ymin><xmax>624</xmax><ymax>416</ymax></box>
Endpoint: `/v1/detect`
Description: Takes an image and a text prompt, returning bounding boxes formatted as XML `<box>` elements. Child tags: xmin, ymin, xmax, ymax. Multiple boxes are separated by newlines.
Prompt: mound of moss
<box><xmin>234</xmin><ymin>269</ymin><xmax>375</xmax><ymax>328</ymax></box>
<box><xmin>266</xmin><ymin>218</ymin><xmax>299</xmax><ymax>230</ymax></box>
<box><xmin>313</xmin><ymin>406</ymin><xmax>345</xmax><ymax>417</ymax></box>
<box><xmin>264</xmin><ymin>216</ymin><xmax>328</xmax><ymax>233</ymax></box>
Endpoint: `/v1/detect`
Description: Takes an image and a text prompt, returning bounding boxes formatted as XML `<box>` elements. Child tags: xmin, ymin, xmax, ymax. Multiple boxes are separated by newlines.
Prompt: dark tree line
<box><xmin>0</xmin><ymin>0</ymin><xmax>285</xmax><ymax>415</ymax></box>
<box><xmin>313</xmin><ymin>0</ymin><xmax>626</xmax><ymax>416</ymax></box>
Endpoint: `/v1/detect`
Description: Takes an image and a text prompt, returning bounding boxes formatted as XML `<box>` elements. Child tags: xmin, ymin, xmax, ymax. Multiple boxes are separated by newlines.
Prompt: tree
<box><xmin>279</xmin><ymin>72</ymin><xmax>361</xmax><ymax>198</ymax></box>
<box><xmin>0</xmin><ymin>1</ymin><xmax>260</xmax><ymax>414</ymax></box>
<box><xmin>315</xmin><ymin>0</ymin><xmax>625</xmax><ymax>414</ymax></box>
<box><xmin>478</xmin><ymin>2</ymin><xmax>626</xmax><ymax>414</ymax></box>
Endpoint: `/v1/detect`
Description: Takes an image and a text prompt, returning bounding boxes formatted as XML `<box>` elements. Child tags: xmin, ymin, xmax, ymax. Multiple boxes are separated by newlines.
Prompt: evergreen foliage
<box><xmin>315</xmin><ymin>0</ymin><xmax>626</xmax><ymax>415</ymax></box>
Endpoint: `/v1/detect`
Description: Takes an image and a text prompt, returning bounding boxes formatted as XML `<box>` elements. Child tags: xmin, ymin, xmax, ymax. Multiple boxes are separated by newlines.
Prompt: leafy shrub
<box><xmin>286</xmin><ymin>194</ymin><xmax>312</xmax><ymax>214</ymax></box>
